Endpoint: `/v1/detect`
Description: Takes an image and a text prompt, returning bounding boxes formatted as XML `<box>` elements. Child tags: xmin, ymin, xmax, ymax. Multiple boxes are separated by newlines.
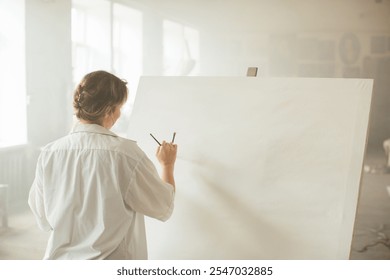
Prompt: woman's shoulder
<box><xmin>39</xmin><ymin>132</ymin><xmax>147</xmax><ymax>163</ymax></box>
<box><xmin>114</xmin><ymin>136</ymin><xmax>146</xmax><ymax>160</ymax></box>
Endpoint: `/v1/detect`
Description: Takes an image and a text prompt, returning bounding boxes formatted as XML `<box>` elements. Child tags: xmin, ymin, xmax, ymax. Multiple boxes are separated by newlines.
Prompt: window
<box><xmin>71</xmin><ymin>0</ymin><xmax>111</xmax><ymax>84</ymax></box>
<box><xmin>0</xmin><ymin>0</ymin><xmax>27</xmax><ymax>147</ymax></box>
<box><xmin>71</xmin><ymin>0</ymin><xmax>143</xmax><ymax>135</ymax></box>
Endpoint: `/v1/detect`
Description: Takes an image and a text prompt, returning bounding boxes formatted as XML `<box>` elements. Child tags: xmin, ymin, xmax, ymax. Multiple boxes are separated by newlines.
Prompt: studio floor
<box><xmin>0</xmin><ymin>151</ymin><xmax>389</xmax><ymax>260</ymax></box>
<box><xmin>349</xmin><ymin>150</ymin><xmax>390</xmax><ymax>260</ymax></box>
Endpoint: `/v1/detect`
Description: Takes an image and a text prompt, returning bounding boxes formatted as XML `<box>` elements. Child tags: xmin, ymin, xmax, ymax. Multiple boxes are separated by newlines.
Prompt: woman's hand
<box><xmin>156</xmin><ymin>141</ymin><xmax>177</xmax><ymax>167</ymax></box>
<box><xmin>156</xmin><ymin>141</ymin><xmax>177</xmax><ymax>189</ymax></box>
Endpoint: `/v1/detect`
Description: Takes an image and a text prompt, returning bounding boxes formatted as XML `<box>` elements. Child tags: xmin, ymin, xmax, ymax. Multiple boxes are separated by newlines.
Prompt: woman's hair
<box><xmin>73</xmin><ymin>70</ymin><xmax>128</xmax><ymax>124</ymax></box>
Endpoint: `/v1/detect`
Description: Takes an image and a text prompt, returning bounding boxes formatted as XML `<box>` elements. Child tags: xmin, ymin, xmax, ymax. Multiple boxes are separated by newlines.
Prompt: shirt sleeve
<box><xmin>28</xmin><ymin>155</ymin><xmax>52</xmax><ymax>232</ymax></box>
<box><xmin>124</xmin><ymin>155</ymin><xmax>175</xmax><ymax>222</ymax></box>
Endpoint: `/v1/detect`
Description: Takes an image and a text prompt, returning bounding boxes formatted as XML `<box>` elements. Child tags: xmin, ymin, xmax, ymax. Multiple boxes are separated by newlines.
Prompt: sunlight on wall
<box><xmin>163</xmin><ymin>20</ymin><xmax>199</xmax><ymax>76</ymax></box>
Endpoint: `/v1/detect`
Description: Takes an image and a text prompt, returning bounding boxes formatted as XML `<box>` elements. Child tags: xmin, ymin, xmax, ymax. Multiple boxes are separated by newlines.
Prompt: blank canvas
<box><xmin>127</xmin><ymin>77</ymin><xmax>373</xmax><ymax>259</ymax></box>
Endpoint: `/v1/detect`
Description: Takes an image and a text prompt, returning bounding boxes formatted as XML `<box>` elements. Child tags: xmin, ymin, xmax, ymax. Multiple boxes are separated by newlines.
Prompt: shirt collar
<box><xmin>70</xmin><ymin>122</ymin><xmax>118</xmax><ymax>137</ymax></box>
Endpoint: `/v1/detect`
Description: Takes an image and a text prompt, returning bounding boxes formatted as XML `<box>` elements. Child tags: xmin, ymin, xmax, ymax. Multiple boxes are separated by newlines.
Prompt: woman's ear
<box><xmin>105</xmin><ymin>107</ymin><xmax>115</xmax><ymax>118</ymax></box>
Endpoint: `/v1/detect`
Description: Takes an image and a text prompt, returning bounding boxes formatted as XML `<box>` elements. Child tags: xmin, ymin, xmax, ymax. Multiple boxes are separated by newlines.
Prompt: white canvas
<box><xmin>127</xmin><ymin>77</ymin><xmax>373</xmax><ymax>259</ymax></box>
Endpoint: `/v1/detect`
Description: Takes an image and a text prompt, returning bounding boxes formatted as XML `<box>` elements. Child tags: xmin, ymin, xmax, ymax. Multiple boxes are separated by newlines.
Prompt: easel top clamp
<box><xmin>246</xmin><ymin>67</ymin><xmax>258</xmax><ymax>77</ymax></box>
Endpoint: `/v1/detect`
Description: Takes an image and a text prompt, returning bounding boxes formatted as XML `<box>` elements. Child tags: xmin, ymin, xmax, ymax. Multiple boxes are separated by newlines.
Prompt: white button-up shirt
<box><xmin>28</xmin><ymin>123</ymin><xmax>175</xmax><ymax>259</ymax></box>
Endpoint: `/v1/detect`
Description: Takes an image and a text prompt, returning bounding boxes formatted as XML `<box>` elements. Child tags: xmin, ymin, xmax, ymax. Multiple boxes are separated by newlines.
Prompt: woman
<box><xmin>28</xmin><ymin>70</ymin><xmax>177</xmax><ymax>259</ymax></box>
